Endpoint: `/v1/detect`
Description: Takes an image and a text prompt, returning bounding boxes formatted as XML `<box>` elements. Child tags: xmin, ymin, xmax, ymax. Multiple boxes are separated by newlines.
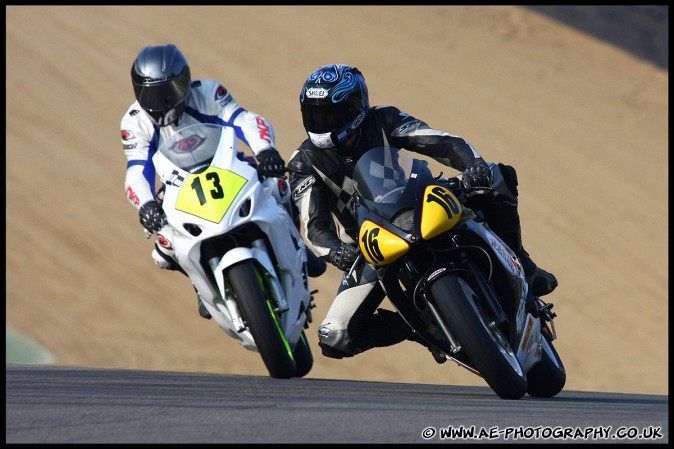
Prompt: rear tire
<box><xmin>228</xmin><ymin>261</ymin><xmax>296</xmax><ymax>379</ymax></box>
<box><xmin>431</xmin><ymin>274</ymin><xmax>528</xmax><ymax>399</ymax></box>
<box><xmin>526</xmin><ymin>332</ymin><xmax>566</xmax><ymax>397</ymax></box>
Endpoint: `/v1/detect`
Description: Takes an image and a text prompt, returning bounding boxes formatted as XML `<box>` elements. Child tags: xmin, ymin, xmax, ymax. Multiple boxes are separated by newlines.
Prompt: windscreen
<box><xmin>157</xmin><ymin>123</ymin><xmax>224</xmax><ymax>172</ymax></box>
<box><xmin>352</xmin><ymin>146</ymin><xmax>415</xmax><ymax>203</ymax></box>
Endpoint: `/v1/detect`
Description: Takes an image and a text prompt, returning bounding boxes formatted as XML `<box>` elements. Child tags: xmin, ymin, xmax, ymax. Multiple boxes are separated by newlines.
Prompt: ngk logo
<box><xmin>256</xmin><ymin>117</ymin><xmax>272</xmax><ymax>143</ymax></box>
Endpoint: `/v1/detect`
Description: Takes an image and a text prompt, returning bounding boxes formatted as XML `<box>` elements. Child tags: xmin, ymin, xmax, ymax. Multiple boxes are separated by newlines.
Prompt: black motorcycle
<box><xmin>351</xmin><ymin>146</ymin><xmax>565</xmax><ymax>399</ymax></box>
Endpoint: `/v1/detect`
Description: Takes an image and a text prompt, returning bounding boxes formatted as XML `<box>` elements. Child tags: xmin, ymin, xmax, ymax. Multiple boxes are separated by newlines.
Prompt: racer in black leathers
<box><xmin>288</xmin><ymin>64</ymin><xmax>557</xmax><ymax>361</ymax></box>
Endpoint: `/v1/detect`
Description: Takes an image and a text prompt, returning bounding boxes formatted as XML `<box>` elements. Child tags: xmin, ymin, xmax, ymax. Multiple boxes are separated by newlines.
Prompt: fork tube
<box><xmin>426</xmin><ymin>301</ymin><xmax>462</xmax><ymax>354</ymax></box>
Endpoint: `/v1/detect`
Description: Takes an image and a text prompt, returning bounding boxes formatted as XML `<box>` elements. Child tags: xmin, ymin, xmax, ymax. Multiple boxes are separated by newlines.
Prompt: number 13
<box><xmin>191</xmin><ymin>172</ymin><xmax>224</xmax><ymax>205</ymax></box>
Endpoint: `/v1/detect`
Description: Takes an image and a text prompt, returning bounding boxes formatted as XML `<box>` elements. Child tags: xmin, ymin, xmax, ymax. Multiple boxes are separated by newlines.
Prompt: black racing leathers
<box><xmin>288</xmin><ymin>105</ymin><xmax>550</xmax><ymax>358</ymax></box>
<box><xmin>288</xmin><ymin>105</ymin><xmax>485</xmax><ymax>260</ymax></box>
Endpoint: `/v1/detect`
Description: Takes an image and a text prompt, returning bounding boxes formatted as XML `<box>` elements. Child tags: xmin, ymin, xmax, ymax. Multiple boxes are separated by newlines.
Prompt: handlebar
<box><xmin>437</xmin><ymin>176</ymin><xmax>495</xmax><ymax>199</ymax></box>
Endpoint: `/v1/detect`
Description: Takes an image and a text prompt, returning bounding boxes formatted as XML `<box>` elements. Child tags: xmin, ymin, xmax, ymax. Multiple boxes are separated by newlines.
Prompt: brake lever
<box><xmin>346</xmin><ymin>253</ymin><xmax>364</xmax><ymax>279</ymax></box>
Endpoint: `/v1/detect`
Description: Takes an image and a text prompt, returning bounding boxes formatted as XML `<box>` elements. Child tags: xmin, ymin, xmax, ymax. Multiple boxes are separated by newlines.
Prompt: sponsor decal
<box><xmin>125</xmin><ymin>186</ymin><xmax>140</xmax><ymax>206</ymax></box>
<box><xmin>351</xmin><ymin>111</ymin><xmax>365</xmax><ymax>129</ymax></box>
<box><xmin>512</xmin><ymin>257</ymin><xmax>522</xmax><ymax>273</ymax></box>
<box><xmin>393</xmin><ymin>120</ymin><xmax>419</xmax><ymax>135</ymax></box>
<box><xmin>256</xmin><ymin>117</ymin><xmax>272</xmax><ymax>143</ymax></box>
<box><xmin>427</xmin><ymin>267</ymin><xmax>446</xmax><ymax>282</ymax></box>
<box><xmin>277</xmin><ymin>178</ymin><xmax>288</xmax><ymax>196</ymax></box>
<box><xmin>175</xmin><ymin>135</ymin><xmax>206</xmax><ymax>152</ymax></box>
<box><xmin>188</xmin><ymin>163</ymin><xmax>209</xmax><ymax>174</ymax></box>
<box><xmin>121</xmin><ymin>130</ymin><xmax>135</xmax><ymax>141</ymax></box>
<box><xmin>292</xmin><ymin>175</ymin><xmax>315</xmax><ymax>199</ymax></box>
<box><xmin>215</xmin><ymin>85</ymin><xmax>228</xmax><ymax>100</ymax></box>
<box><xmin>130</xmin><ymin>109</ymin><xmax>140</xmax><ymax>116</ymax></box>
<box><xmin>520</xmin><ymin>315</ymin><xmax>534</xmax><ymax>351</ymax></box>
<box><xmin>306</xmin><ymin>87</ymin><xmax>328</xmax><ymax>99</ymax></box>
<box><xmin>157</xmin><ymin>234</ymin><xmax>173</xmax><ymax>250</ymax></box>
<box><xmin>487</xmin><ymin>234</ymin><xmax>518</xmax><ymax>275</ymax></box>
<box><xmin>166</xmin><ymin>169</ymin><xmax>185</xmax><ymax>187</ymax></box>
<box><xmin>123</xmin><ymin>143</ymin><xmax>137</xmax><ymax>150</ymax></box>
<box><xmin>515</xmin><ymin>293</ymin><xmax>526</xmax><ymax>331</ymax></box>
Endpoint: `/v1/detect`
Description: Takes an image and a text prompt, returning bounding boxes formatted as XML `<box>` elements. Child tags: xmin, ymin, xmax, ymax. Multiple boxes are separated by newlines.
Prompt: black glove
<box><xmin>462</xmin><ymin>159</ymin><xmax>493</xmax><ymax>189</ymax></box>
<box><xmin>328</xmin><ymin>243</ymin><xmax>361</xmax><ymax>271</ymax></box>
<box><xmin>256</xmin><ymin>148</ymin><xmax>286</xmax><ymax>179</ymax></box>
<box><xmin>139</xmin><ymin>200</ymin><xmax>166</xmax><ymax>234</ymax></box>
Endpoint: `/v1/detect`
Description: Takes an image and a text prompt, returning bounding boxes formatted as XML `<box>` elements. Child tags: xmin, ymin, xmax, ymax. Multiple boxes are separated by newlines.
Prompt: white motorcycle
<box><xmin>152</xmin><ymin>122</ymin><xmax>315</xmax><ymax>379</ymax></box>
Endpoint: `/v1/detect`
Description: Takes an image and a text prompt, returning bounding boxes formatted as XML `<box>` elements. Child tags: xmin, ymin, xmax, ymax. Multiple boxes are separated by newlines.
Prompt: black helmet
<box><xmin>131</xmin><ymin>44</ymin><xmax>191</xmax><ymax>126</ymax></box>
<box><xmin>300</xmin><ymin>64</ymin><xmax>369</xmax><ymax>149</ymax></box>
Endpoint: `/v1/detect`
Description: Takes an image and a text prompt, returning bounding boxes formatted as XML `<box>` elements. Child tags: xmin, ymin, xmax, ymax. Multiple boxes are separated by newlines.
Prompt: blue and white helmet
<box><xmin>300</xmin><ymin>64</ymin><xmax>369</xmax><ymax>149</ymax></box>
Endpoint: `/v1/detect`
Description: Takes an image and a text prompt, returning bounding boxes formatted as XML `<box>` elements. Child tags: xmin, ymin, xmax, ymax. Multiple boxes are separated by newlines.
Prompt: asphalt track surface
<box><xmin>5</xmin><ymin>365</ymin><xmax>668</xmax><ymax>443</ymax></box>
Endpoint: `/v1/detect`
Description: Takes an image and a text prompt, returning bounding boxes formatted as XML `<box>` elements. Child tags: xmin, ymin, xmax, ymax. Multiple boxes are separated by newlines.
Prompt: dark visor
<box><xmin>133</xmin><ymin>68</ymin><xmax>190</xmax><ymax>112</ymax></box>
<box><xmin>303</xmin><ymin>102</ymin><xmax>359</xmax><ymax>134</ymax></box>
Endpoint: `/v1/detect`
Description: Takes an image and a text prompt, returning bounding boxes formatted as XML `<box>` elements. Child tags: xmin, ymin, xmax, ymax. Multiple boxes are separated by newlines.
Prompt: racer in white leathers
<box><xmin>121</xmin><ymin>44</ymin><xmax>324</xmax><ymax>318</ymax></box>
<box><xmin>122</xmin><ymin>78</ymin><xmax>278</xmax><ymax>212</ymax></box>
<box><xmin>121</xmin><ymin>79</ymin><xmax>282</xmax><ymax>209</ymax></box>
<box><xmin>121</xmin><ymin>45</ymin><xmax>285</xmax><ymax>214</ymax></box>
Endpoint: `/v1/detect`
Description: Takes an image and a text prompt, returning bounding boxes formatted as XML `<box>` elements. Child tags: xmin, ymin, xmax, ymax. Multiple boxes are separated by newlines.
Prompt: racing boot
<box><xmin>522</xmin><ymin>257</ymin><xmax>558</xmax><ymax>297</ymax></box>
<box><xmin>428</xmin><ymin>347</ymin><xmax>448</xmax><ymax>364</ymax></box>
<box><xmin>401</xmin><ymin>319</ymin><xmax>449</xmax><ymax>364</ymax></box>
<box><xmin>415</xmin><ymin>342</ymin><xmax>448</xmax><ymax>364</ymax></box>
<box><xmin>350</xmin><ymin>308</ymin><xmax>448</xmax><ymax>365</ymax></box>
<box><xmin>318</xmin><ymin>308</ymin><xmax>449</xmax><ymax>364</ymax></box>
<box><xmin>359</xmin><ymin>309</ymin><xmax>416</xmax><ymax>349</ymax></box>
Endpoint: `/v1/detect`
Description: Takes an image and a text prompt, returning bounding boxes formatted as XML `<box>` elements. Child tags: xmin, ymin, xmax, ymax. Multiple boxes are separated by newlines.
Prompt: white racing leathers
<box><xmin>121</xmin><ymin>79</ymin><xmax>276</xmax><ymax>210</ymax></box>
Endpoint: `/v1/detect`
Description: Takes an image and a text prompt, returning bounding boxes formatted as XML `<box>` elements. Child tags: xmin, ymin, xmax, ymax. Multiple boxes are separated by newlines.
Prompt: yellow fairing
<box><xmin>175</xmin><ymin>167</ymin><xmax>248</xmax><ymax>223</ymax></box>
<box><xmin>420</xmin><ymin>185</ymin><xmax>463</xmax><ymax>240</ymax></box>
<box><xmin>359</xmin><ymin>220</ymin><xmax>409</xmax><ymax>266</ymax></box>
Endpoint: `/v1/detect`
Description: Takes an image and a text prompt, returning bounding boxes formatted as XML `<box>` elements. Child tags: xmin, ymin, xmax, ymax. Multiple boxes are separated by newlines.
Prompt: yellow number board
<box><xmin>175</xmin><ymin>167</ymin><xmax>248</xmax><ymax>223</ymax></box>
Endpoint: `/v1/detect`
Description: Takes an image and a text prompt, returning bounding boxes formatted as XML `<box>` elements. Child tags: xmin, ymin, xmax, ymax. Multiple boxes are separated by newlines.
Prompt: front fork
<box><xmin>379</xmin><ymin>260</ymin><xmax>467</xmax><ymax>357</ymax></box>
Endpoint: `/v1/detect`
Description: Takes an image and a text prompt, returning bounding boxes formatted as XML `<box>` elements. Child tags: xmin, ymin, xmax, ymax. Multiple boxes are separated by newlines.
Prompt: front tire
<box><xmin>228</xmin><ymin>261</ymin><xmax>296</xmax><ymax>379</ymax></box>
<box><xmin>431</xmin><ymin>274</ymin><xmax>528</xmax><ymax>399</ymax></box>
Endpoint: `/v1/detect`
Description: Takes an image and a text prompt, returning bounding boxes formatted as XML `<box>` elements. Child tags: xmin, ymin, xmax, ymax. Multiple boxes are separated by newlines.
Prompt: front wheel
<box><xmin>431</xmin><ymin>274</ymin><xmax>528</xmax><ymax>399</ymax></box>
<box><xmin>228</xmin><ymin>261</ymin><xmax>296</xmax><ymax>379</ymax></box>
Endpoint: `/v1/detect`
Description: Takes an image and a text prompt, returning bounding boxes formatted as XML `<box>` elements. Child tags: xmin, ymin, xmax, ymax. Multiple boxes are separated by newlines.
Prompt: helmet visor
<box><xmin>302</xmin><ymin>101</ymin><xmax>359</xmax><ymax>134</ymax></box>
<box><xmin>133</xmin><ymin>68</ymin><xmax>190</xmax><ymax>113</ymax></box>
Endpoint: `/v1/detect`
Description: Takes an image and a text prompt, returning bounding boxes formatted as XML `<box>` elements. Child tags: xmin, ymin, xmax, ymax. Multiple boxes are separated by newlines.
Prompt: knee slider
<box><xmin>317</xmin><ymin>324</ymin><xmax>355</xmax><ymax>358</ymax></box>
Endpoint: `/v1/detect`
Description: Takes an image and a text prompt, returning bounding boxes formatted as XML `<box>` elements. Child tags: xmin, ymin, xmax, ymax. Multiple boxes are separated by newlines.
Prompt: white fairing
<box><xmin>152</xmin><ymin>123</ymin><xmax>310</xmax><ymax>352</ymax></box>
